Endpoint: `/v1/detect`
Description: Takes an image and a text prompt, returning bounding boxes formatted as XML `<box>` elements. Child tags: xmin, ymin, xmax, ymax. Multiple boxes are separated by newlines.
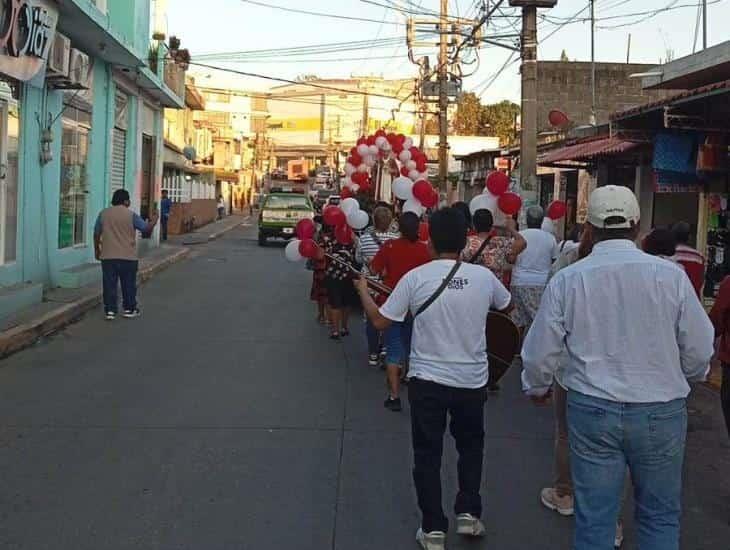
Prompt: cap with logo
<box><xmin>587</xmin><ymin>185</ymin><xmax>640</xmax><ymax>229</ymax></box>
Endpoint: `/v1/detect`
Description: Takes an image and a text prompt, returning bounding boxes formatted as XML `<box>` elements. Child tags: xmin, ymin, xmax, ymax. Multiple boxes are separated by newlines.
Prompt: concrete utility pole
<box><xmin>519</xmin><ymin>6</ymin><xmax>538</xmax><ymax>194</ymax></box>
<box><xmin>702</xmin><ymin>0</ymin><xmax>708</xmax><ymax>49</ymax></box>
<box><xmin>590</xmin><ymin>0</ymin><xmax>596</xmax><ymax>126</ymax></box>
<box><xmin>438</xmin><ymin>0</ymin><xmax>449</xmax><ymax>194</ymax></box>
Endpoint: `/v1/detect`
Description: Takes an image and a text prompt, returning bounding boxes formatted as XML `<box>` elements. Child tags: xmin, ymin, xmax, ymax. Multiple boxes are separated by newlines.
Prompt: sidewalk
<box><xmin>166</xmin><ymin>214</ymin><xmax>248</xmax><ymax>246</ymax></box>
<box><xmin>0</xmin><ymin>217</ymin><xmax>247</xmax><ymax>360</ymax></box>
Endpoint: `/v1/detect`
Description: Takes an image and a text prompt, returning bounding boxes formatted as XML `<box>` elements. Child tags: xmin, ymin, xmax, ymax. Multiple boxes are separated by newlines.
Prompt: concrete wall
<box><xmin>167</xmin><ymin>200</ymin><xmax>217</xmax><ymax>234</ymax></box>
<box><xmin>537</xmin><ymin>61</ymin><xmax>668</xmax><ymax>132</ymax></box>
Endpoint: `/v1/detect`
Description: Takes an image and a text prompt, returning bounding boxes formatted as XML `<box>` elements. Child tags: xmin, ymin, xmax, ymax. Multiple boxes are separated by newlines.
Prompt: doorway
<box><xmin>0</xmin><ymin>96</ymin><xmax>19</xmax><ymax>264</ymax></box>
<box><xmin>140</xmin><ymin>135</ymin><xmax>154</xmax><ymax>220</ymax></box>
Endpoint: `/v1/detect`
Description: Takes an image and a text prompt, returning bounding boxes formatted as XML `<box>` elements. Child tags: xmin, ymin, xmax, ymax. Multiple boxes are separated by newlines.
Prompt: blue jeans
<box><xmin>101</xmin><ymin>259</ymin><xmax>138</xmax><ymax>313</ymax></box>
<box><xmin>365</xmin><ymin>317</ymin><xmax>381</xmax><ymax>356</ymax></box>
<box><xmin>567</xmin><ymin>390</ymin><xmax>687</xmax><ymax>550</ymax></box>
<box><xmin>385</xmin><ymin>318</ymin><xmax>413</xmax><ymax>366</ymax></box>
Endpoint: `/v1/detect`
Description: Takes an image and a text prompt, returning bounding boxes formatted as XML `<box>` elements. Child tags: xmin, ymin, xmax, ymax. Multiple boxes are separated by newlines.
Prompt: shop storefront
<box><xmin>0</xmin><ymin>1</ymin><xmax>186</xmax><ymax>319</ymax></box>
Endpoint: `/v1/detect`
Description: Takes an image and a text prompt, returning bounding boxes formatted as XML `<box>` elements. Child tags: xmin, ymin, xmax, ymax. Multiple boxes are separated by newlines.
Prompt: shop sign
<box><xmin>0</xmin><ymin>0</ymin><xmax>58</xmax><ymax>83</ymax></box>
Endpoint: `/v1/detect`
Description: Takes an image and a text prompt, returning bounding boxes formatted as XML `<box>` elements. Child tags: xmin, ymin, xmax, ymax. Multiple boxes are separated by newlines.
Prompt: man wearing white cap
<box><xmin>521</xmin><ymin>185</ymin><xmax>714</xmax><ymax>550</ymax></box>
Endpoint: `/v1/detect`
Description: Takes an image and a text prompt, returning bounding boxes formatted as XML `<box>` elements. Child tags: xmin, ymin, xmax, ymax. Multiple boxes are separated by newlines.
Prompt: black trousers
<box><xmin>722</xmin><ymin>363</ymin><xmax>730</xmax><ymax>439</ymax></box>
<box><xmin>101</xmin><ymin>260</ymin><xmax>138</xmax><ymax>313</ymax></box>
<box><xmin>408</xmin><ymin>378</ymin><xmax>487</xmax><ymax>533</ymax></box>
<box><xmin>161</xmin><ymin>216</ymin><xmax>168</xmax><ymax>241</ymax></box>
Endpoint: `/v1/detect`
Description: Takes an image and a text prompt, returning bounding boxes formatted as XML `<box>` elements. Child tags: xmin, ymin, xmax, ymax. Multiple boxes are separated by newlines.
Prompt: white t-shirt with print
<box><xmin>380</xmin><ymin>260</ymin><xmax>512</xmax><ymax>389</ymax></box>
<box><xmin>512</xmin><ymin>228</ymin><xmax>560</xmax><ymax>287</ymax></box>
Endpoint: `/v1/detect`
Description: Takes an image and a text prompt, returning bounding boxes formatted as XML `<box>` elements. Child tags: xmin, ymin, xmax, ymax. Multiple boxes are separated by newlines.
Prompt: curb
<box><xmin>0</xmin><ymin>247</ymin><xmax>191</xmax><ymax>360</ymax></box>
<box><xmin>206</xmin><ymin>217</ymin><xmax>249</xmax><ymax>241</ymax></box>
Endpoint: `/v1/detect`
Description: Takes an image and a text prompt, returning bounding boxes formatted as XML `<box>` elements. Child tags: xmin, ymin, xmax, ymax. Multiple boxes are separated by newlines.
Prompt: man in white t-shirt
<box><xmin>356</xmin><ymin>207</ymin><xmax>512</xmax><ymax>550</ymax></box>
<box><xmin>511</xmin><ymin>205</ymin><xmax>559</xmax><ymax>333</ymax></box>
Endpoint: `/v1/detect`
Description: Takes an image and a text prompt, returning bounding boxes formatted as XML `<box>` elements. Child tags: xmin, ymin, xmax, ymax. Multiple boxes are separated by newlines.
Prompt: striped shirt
<box><xmin>357</xmin><ymin>230</ymin><xmax>400</xmax><ymax>266</ymax></box>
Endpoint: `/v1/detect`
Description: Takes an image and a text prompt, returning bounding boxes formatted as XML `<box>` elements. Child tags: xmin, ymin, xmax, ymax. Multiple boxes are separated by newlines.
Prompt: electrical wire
<box><xmin>237</xmin><ymin>0</ymin><xmax>405</xmax><ymax>26</ymax></box>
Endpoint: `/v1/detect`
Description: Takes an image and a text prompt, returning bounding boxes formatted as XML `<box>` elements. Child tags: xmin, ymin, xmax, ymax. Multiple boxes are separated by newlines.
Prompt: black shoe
<box><xmin>384</xmin><ymin>397</ymin><xmax>402</xmax><ymax>412</ymax></box>
<box><xmin>122</xmin><ymin>309</ymin><xmax>141</xmax><ymax>319</ymax></box>
<box><xmin>340</xmin><ymin>329</ymin><xmax>350</xmax><ymax>337</ymax></box>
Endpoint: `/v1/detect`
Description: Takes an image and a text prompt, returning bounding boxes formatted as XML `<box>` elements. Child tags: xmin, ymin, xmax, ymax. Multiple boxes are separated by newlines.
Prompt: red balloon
<box><xmin>351</xmin><ymin>172</ymin><xmax>369</xmax><ymax>186</ymax></box>
<box><xmin>323</xmin><ymin>205</ymin><xmax>346</xmax><ymax>227</ymax></box>
<box><xmin>421</xmin><ymin>188</ymin><xmax>439</xmax><ymax>209</ymax></box>
<box><xmin>340</xmin><ymin>186</ymin><xmax>354</xmax><ymax>199</ymax></box>
<box><xmin>418</xmin><ymin>222</ymin><xmax>430</xmax><ymax>242</ymax></box>
<box><xmin>335</xmin><ymin>224</ymin><xmax>354</xmax><ymax>245</ymax></box>
<box><xmin>357</xmin><ymin>136</ymin><xmax>367</xmax><ymax>146</ymax></box>
<box><xmin>412</xmin><ymin>180</ymin><xmax>433</xmax><ymax>204</ymax></box>
<box><xmin>386</xmin><ymin>132</ymin><xmax>397</xmax><ymax>143</ymax></box>
<box><xmin>295</xmin><ymin>218</ymin><xmax>316</xmax><ymax>240</ymax></box>
<box><xmin>486</xmin><ymin>171</ymin><xmax>510</xmax><ymax>196</ymax></box>
<box><xmin>392</xmin><ymin>141</ymin><xmax>404</xmax><ymax>154</ymax></box>
<box><xmin>299</xmin><ymin>239</ymin><xmax>319</xmax><ymax>259</ymax></box>
<box><xmin>400</xmin><ymin>166</ymin><xmax>410</xmax><ymax>177</ymax></box>
<box><xmin>498</xmin><ymin>192</ymin><xmax>522</xmax><ymax>216</ymax></box>
<box><xmin>547</xmin><ymin>200</ymin><xmax>568</xmax><ymax>220</ymax></box>
<box><xmin>375</xmin><ymin>129</ymin><xmax>387</xmax><ymax>138</ymax></box>
<box><xmin>409</xmin><ymin>146</ymin><xmax>420</xmax><ymax>157</ymax></box>
<box><xmin>350</xmin><ymin>152</ymin><xmax>362</xmax><ymax>166</ymax></box>
<box><xmin>396</xmin><ymin>133</ymin><xmax>406</xmax><ymax>143</ymax></box>
<box><xmin>366</xmin><ymin>135</ymin><xmax>376</xmax><ymax>146</ymax></box>
<box><xmin>358</xmin><ymin>180</ymin><xmax>372</xmax><ymax>193</ymax></box>
<box><xmin>415</xmin><ymin>157</ymin><xmax>427</xmax><ymax>172</ymax></box>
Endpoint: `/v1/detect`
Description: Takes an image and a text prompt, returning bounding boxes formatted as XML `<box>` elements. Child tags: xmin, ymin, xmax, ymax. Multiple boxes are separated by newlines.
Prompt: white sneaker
<box><xmin>416</xmin><ymin>528</ymin><xmax>446</xmax><ymax>550</ymax></box>
<box><xmin>615</xmin><ymin>521</ymin><xmax>624</xmax><ymax>548</ymax></box>
<box><xmin>105</xmin><ymin>311</ymin><xmax>116</xmax><ymax>321</ymax></box>
<box><xmin>455</xmin><ymin>513</ymin><xmax>486</xmax><ymax>537</ymax></box>
<box><xmin>540</xmin><ymin>487</ymin><xmax>575</xmax><ymax>516</ymax></box>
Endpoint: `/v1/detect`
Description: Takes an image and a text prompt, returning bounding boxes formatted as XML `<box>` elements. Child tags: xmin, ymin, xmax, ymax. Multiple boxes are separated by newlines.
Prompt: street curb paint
<box><xmin>0</xmin><ymin>247</ymin><xmax>191</xmax><ymax>360</ymax></box>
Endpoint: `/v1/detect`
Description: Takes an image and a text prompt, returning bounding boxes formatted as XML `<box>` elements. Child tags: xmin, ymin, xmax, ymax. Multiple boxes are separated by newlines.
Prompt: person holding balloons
<box><xmin>322</xmin><ymin>220</ymin><xmax>359</xmax><ymax>340</ymax></box>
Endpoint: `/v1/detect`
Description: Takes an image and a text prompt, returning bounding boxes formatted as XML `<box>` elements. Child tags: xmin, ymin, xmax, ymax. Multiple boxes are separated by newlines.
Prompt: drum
<box><xmin>486</xmin><ymin>310</ymin><xmax>521</xmax><ymax>385</ymax></box>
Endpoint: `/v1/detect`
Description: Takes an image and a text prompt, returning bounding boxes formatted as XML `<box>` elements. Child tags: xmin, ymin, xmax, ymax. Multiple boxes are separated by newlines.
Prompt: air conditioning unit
<box><xmin>46</xmin><ymin>33</ymin><xmax>70</xmax><ymax>79</ymax></box>
<box><xmin>69</xmin><ymin>49</ymin><xmax>92</xmax><ymax>88</ymax></box>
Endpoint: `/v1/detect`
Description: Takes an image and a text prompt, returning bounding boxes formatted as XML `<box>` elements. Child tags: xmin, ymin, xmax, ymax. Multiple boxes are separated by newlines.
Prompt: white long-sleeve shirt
<box><xmin>521</xmin><ymin>239</ymin><xmax>714</xmax><ymax>403</ymax></box>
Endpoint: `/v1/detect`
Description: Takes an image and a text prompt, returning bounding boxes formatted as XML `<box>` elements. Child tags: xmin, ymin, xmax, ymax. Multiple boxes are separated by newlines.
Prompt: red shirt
<box><xmin>673</xmin><ymin>244</ymin><xmax>705</xmax><ymax>298</ymax></box>
<box><xmin>710</xmin><ymin>276</ymin><xmax>730</xmax><ymax>364</ymax></box>
<box><xmin>371</xmin><ymin>238</ymin><xmax>432</xmax><ymax>291</ymax></box>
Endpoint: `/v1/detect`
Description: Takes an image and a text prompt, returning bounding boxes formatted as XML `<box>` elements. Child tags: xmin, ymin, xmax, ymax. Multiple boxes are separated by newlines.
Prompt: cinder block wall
<box><xmin>537</xmin><ymin>61</ymin><xmax>668</xmax><ymax>132</ymax></box>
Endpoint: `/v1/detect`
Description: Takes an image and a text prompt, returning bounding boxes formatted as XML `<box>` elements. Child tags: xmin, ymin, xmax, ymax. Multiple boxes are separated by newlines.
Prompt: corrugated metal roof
<box><xmin>539</xmin><ymin>137</ymin><xmax>644</xmax><ymax>165</ymax></box>
<box><xmin>611</xmin><ymin>79</ymin><xmax>730</xmax><ymax>121</ymax></box>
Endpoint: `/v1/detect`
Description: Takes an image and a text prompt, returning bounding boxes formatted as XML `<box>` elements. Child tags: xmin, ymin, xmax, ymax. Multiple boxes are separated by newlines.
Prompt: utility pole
<box><xmin>590</xmin><ymin>0</ymin><xmax>596</xmax><ymax>126</ymax></box>
<box><xmin>519</xmin><ymin>5</ymin><xmax>538</xmax><ymax>195</ymax></box>
<box><xmin>361</xmin><ymin>81</ymin><xmax>370</xmax><ymax>136</ymax></box>
<box><xmin>702</xmin><ymin>0</ymin><xmax>707</xmax><ymax>49</ymax></box>
<box><xmin>438</xmin><ymin>0</ymin><xmax>449</xmax><ymax>195</ymax></box>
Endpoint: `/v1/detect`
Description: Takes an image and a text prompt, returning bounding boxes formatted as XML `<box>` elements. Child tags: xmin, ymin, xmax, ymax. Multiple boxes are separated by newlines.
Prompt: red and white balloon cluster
<box><xmin>340</xmin><ymin>129</ymin><xmax>433</xmax><ymax>205</ymax></box>
<box><xmin>469</xmin><ymin>171</ymin><xmax>522</xmax><ymax>224</ymax></box>
<box><xmin>285</xmin><ymin>198</ymin><xmax>370</xmax><ymax>263</ymax></box>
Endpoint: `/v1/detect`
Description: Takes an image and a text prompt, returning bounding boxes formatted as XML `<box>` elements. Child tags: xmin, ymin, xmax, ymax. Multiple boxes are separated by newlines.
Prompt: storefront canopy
<box><xmin>538</xmin><ymin>137</ymin><xmax>645</xmax><ymax>168</ymax></box>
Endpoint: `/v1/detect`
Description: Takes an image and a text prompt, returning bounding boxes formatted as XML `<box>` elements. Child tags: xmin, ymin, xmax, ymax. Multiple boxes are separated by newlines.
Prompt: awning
<box><xmin>539</xmin><ymin>137</ymin><xmax>645</xmax><ymax>167</ymax></box>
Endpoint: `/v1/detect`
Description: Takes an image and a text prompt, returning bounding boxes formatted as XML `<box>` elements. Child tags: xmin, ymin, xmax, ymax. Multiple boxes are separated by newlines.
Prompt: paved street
<box><xmin>0</xmin><ymin>223</ymin><xmax>728</xmax><ymax>550</ymax></box>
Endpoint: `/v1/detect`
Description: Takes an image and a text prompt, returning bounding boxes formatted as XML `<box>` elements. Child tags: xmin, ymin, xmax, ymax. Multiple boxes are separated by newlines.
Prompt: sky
<box><xmin>165</xmin><ymin>0</ymin><xmax>729</xmax><ymax>104</ymax></box>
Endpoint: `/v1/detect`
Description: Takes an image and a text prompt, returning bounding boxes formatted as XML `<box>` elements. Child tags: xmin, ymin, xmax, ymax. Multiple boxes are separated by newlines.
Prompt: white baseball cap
<box><xmin>587</xmin><ymin>185</ymin><xmax>640</xmax><ymax>229</ymax></box>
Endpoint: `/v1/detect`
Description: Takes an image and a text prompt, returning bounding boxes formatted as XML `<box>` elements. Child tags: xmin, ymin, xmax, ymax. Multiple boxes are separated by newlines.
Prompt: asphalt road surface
<box><xmin>0</xmin><ymin>224</ymin><xmax>728</xmax><ymax>549</ymax></box>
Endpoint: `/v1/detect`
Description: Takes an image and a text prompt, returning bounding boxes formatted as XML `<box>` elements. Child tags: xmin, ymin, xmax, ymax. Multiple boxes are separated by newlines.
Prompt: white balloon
<box><xmin>350</xmin><ymin>183</ymin><xmax>360</xmax><ymax>192</ymax></box>
<box><xmin>406</xmin><ymin>160</ymin><xmax>417</xmax><ymax>171</ymax></box>
<box><xmin>408</xmin><ymin>169</ymin><xmax>420</xmax><ymax>181</ymax></box>
<box><xmin>347</xmin><ymin>209</ymin><xmax>370</xmax><ymax>230</ymax></box>
<box><xmin>340</xmin><ymin>197</ymin><xmax>359</xmax><ymax>216</ymax></box>
<box><xmin>365</xmin><ymin>156</ymin><xmax>377</xmax><ymax>168</ymax></box>
<box><xmin>375</xmin><ymin>136</ymin><xmax>387</xmax><ymax>148</ymax></box>
<box><xmin>381</xmin><ymin>142</ymin><xmax>392</xmax><ymax>153</ymax></box>
<box><xmin>403</xmin><ymin>197</ymin><xmax>425</xmax><ymax>216</ymax></box>
<box><xmin>357</xmin><ymin>144</ymin><xmax>370</xmax><ymax>157</ymax></box>
<box><xmin>285</xmin><ymin>240</ymin><xmax>303</xmax><ymax>262</ymax></box>
<box><xmin>357</xmin><ymin>163</ymin><xmax>369</xmax><ymax>173</ymax></box>
<box><xmin>342</xmin><ymin>176</ymin><xmax>353</xmax><ymax>187</ymax></box>
<box><xmin>344</xmin><ymin>163</ymin><xmax>356</xmax><ymax>176</ymax></box>
<box><xmin>469</xmin><ymin>194</ymin><xmax>499</xmax><ymax>216</ymax></box>
<box><xmin>399</xmin><ymin>150</ymin><xmax>412</xmax><ymax>163</ymax></box>
<box><xmin>368</xmin><ymin>144</ymin><xmax>379</xmax><ymax>156</ymax></box>
<box><xmin>403</xmin><ymin>137</ymin><xmax>414</xmax><ymax>150</ymax></box>
<box><xmin>392</xmin><ymin>176</ymin><xmax>414</xmax><ymax>201</ymax></box>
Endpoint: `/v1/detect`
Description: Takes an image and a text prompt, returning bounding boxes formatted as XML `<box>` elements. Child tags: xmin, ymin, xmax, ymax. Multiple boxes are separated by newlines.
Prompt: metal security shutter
<box><xmin>110</xmin><ymin>127</ymin><xmax>126</xmax><ymax>192</ymax></box>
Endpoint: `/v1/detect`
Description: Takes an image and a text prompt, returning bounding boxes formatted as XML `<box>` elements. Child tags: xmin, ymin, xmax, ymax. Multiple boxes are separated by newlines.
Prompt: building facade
<box><xmin>0</xmin><ymin>0</ymin><xmax>186</xmax><ymax>319</ymax></box>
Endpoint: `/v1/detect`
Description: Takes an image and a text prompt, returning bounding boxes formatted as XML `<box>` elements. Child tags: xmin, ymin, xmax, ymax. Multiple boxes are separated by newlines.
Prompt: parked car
<box><xmin>313</xmin><ymin>189</ymin><xmax>337</xmax><ymax>211</ymax></box>
<box><xmin>326</xmin><ymin>195</ymin><xmax>341</xmax><ymax>207</ymax></box>
<box><xmin>258</xmin><ymin>192</ymin><xmax>314</xmax><ymax>246</ymax></box>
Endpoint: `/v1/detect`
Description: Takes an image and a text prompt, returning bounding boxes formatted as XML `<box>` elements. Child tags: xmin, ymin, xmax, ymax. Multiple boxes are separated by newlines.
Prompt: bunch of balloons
<box><xmin>285</xmin><ymin>198</ymin><xmax>371</xmax><ymax>263</ymax></box>
<box><xmin>469</xmin><ymin>171</ymin><xmax>522</xmax><ymax>225</ymax></box>
<box><xmin>341</xmin><ymin>129</ymin><xmax>432</xmax><ymax>204</ymax></box>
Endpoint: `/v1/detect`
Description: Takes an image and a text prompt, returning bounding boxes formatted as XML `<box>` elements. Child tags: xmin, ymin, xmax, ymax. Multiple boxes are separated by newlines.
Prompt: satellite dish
<box><xmin>548</xmin><ymin>109</ymin><xmax>570</xmax><ymax>128</ymax></box>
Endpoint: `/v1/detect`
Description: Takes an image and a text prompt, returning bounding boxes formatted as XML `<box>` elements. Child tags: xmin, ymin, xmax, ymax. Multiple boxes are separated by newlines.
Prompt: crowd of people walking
<box><xmin>300</xmin><ymin>184</ymin><xmax>728</xmax><ymax>550</ymax></box>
